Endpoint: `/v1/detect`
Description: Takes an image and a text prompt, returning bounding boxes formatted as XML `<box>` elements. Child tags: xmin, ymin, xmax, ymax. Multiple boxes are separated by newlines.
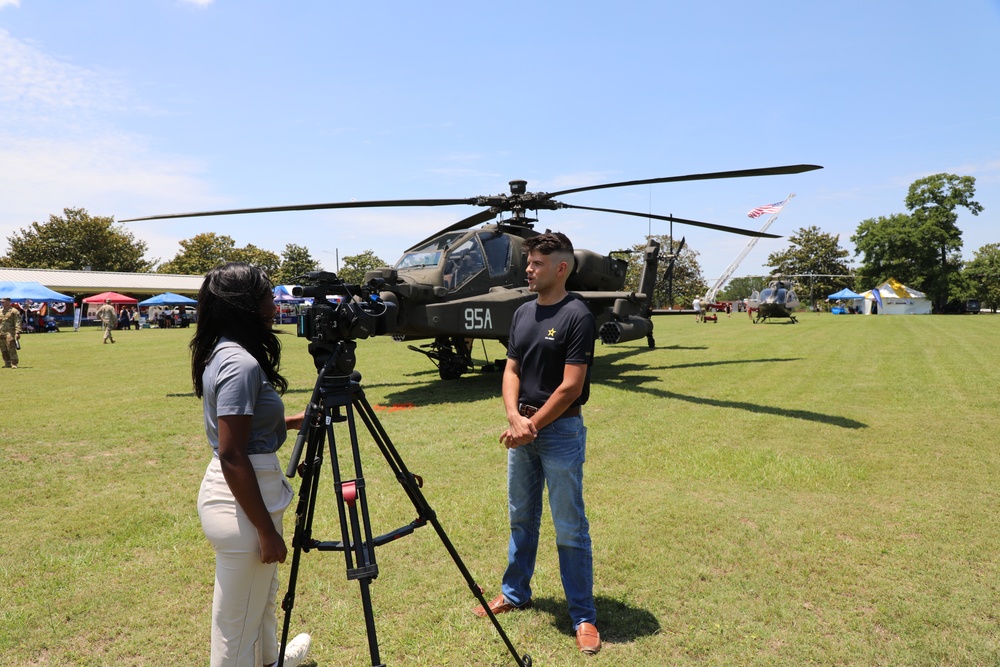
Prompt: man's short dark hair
<box><xmin>523</xmin><ymin>232</ymin><xmax>574</xmax><ymax>256</ymax></box>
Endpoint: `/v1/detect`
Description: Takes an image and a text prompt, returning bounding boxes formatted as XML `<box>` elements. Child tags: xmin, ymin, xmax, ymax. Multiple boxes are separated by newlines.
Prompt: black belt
<box><xmin>518</xmin><ymin>403</ymin><xmax>581</xmax><ymax>420</ymax></box>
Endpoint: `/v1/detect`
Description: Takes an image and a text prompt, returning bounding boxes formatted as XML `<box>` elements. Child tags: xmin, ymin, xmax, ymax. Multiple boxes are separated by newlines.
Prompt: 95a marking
<box><xmin>464</xmin><ymin>307</ymin><xmax>493</xmax><ymax>331</ymax></box>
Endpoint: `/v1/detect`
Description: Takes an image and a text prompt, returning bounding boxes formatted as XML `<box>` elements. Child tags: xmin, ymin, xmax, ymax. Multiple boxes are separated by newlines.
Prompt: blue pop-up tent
<box><xmin>0</xmin><ymin>281</ymin><xmax>74</xmax><ymax>302</ymax></box>
<box><xmin>828</xmin><ymin>288</ymin><xmax>864</xmax><ymax>300</ymax></box>
<box><xmin>138</xmin><ymin>292</ymin><xmax>197</xmax><ymax>306</ymax></box>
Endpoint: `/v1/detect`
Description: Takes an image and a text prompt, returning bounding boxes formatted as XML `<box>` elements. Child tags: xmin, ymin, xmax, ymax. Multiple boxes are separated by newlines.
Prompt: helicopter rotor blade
<box><xmin>405</xmin><ymin>209</ymin><xmax>498</xmax><ymax>252</ymax></box>
<box><xmin>120</xmin><ymin>197</ymin><xmax>478</xmax><ymax>222</ymax></box>
<box><xmin>547</xmin><ymin>164</ymin><xmax>822</xmax><ymax>199</ymax></box>
<box><xmin>559</xmin><ymin>203</ymin><xmax>781</xmax><ymax>238</ymax></box>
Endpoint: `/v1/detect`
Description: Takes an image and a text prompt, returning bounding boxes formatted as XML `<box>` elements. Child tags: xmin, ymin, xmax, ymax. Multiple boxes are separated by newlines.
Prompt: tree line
<box><xmin>0</xmin><ymin>208</ymin><xmax>386</xmax><ymax>287</ymax></box>
<box><xmin>620</xmin><ymin>173</ymin><xmax>996</xmax><ymax>312</ymax></box>
<box><xmin>1</xmin><ymin>172</ymin><xmax>995</xmax><ymax>311</ymax></box>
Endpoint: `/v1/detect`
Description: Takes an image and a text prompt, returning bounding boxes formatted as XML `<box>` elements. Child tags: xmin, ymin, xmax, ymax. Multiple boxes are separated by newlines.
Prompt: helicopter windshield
<box><xmin>393</xmin><ymin>232</ymin><xmax>466</xmax><ymax>269</ymax></box>
<box><xmin>479</xmin><ymin>231</ymin><xmax>512</xmax><ymax>277</ymax></box>
<box><xmin>442</xmin><ymin>237</ymin><xmax>486</xmax><ymax>291</ymax></box>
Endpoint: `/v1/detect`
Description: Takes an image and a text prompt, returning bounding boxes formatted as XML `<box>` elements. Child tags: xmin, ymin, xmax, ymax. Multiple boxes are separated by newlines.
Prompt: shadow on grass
<box><xmin>593</xmin><ymin>358</ymin><xmax>868</xmax><ymax>430</ymax></box>
<box><xmin>382</xmin><ymin>368</ymin><xmax>505</xmax><ymax>406</ymax></box>
<box><xmin>531</xmin><ymin>595</ymin><xmax>660</xmax><ymax>643</ymax></box>
<box><xmin>180</xmin><ymin>345</ymin><xmax>863</xmax><ymax>431</ymax></box>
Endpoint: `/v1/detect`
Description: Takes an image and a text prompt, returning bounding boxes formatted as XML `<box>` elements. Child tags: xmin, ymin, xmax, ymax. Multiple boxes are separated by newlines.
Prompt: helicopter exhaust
<box><xmin>599</xmin><ymin>316</ymin><xmax>653</xmax><ymax>345</ymax></box>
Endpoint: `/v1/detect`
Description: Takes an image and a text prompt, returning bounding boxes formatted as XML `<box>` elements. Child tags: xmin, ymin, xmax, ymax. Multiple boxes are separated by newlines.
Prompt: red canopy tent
<box><xmin>82</xmin><ymin>291</ymin><xmax>138</xmax><ymax>305</ymax></box>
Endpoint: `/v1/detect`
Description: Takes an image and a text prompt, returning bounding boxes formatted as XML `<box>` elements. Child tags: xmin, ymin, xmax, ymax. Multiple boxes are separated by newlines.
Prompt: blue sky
<box><xmin>1</xmin><ymin>0</ymin><xmax>998</xmax><ymax>283</ymax></box>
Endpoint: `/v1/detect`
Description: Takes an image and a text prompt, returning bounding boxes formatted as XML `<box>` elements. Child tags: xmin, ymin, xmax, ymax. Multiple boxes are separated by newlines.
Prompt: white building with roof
<box><xmin>0</xmin><ymin>267</ymin><xmax>202</xmax><ymax>297</ymax></box>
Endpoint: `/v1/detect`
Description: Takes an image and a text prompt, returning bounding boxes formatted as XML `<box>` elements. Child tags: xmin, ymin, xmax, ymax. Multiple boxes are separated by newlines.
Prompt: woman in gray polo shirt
<box><xmin>191</xmin><ymin>262</ymin><xmax>310</xmax><ymax>667</ymax></box>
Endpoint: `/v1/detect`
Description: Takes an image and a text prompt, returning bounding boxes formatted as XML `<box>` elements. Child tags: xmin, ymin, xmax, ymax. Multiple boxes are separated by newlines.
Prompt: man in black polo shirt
<box><xmin>473</xmin><ymin>232</ymin><xmax>601</xmax><ymax>655</ymax></box>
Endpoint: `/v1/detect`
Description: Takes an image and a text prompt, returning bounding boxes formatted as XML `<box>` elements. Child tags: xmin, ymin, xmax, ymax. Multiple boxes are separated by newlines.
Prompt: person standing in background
<box><xmin>0</xmin><ymin>297</ymin><xmax>22</xmax><ymax>368</ymax></box>
<box><xmin>97</xmin><ymin>298</ymin><xmax>116</xmax><ymax>344</ymax></box>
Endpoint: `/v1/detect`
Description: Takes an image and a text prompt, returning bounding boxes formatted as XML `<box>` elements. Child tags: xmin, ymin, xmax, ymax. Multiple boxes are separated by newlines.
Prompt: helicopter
<box><xmin>747</xmin><ymin>279</ymin><xmax>801</xmax><ymax>323</ymax></box>
<box><xmin>124</xmin><ymin>164</ymin><xmax>821</xmax><ymax>379</ymax></box>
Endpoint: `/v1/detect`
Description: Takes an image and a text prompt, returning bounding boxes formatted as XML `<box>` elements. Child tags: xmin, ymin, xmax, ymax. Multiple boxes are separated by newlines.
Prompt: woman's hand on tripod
<box><xmin>286</xmin><ymin>410</ymin><xmax>306</xmax><ymax>431</ymax></box>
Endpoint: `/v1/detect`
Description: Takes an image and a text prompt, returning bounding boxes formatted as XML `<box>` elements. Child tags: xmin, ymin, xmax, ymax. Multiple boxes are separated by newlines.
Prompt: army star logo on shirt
<box><xmin>546</xmin><ymin>328</ymin><xmax>556</xmax><ymax>340</ymax></box>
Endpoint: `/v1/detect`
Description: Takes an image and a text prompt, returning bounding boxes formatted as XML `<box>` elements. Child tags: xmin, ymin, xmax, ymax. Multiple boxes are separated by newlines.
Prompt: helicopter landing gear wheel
<box><xmin>439</xmin><ymin>357</ymin><xmax>466</xmax><ymax>381</ymax></box>
<box><xmin>434</xmin><ymin>336</ymin><xmax>474</xmax><ymax>381</ymax></box>
<box><xmin>407</xmin><ymin>336</ymin><xmax>475</xmax><ymax>380</ymax></box>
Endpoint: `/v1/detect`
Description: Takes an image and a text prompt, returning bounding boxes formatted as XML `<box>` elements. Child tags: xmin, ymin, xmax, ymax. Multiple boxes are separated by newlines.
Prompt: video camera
<box><xmin>292</xmin><ymin>271</ymin><xmax>398</xmax><ymax>374</ymax></box>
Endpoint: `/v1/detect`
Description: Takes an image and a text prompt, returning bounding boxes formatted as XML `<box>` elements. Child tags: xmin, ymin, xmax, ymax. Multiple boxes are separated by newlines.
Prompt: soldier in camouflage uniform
<box><xmin>96</xmin><ymin>298</ymin><xmax>117</xmax><ymax>344</ymax></box>
<box><xmin>0</xmin><ymin>297</ymin><xmax>22</xmax><ymax>368</ymax></box>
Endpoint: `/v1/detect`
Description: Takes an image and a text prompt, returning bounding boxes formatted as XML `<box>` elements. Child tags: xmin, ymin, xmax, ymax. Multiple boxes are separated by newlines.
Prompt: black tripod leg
<box><xmin>352</xmin><ymin>392</ymin><xmax>533</xmax><ymax>667</ymax></box>
<box><xmin>330</xmin><ymin>403</ymin><xmax>385</xmax><ymax>667</ymax></box>
<box><xmin>278</xmin><ymin>415</ymin><xmax>326</xmax><ymax>666</ymax></box>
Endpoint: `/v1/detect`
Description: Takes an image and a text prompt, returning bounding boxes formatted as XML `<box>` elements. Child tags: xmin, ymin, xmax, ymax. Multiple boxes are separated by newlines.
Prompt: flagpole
<box><xmin>704</xmin><ymin>193</ymin><xmax>795</xmax><ymax>302</ymax></box>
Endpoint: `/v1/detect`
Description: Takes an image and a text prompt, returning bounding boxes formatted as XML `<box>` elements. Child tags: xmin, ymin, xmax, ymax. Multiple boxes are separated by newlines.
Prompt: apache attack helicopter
<box><xmin>125</xmin><ymin>164</ymin><xmax>821</xmax><ymax>379</ymax></box>
<box><xmin>748</xmin><ymin>278</ymin><xmax>801</xmax><ymax>323</ymax></box>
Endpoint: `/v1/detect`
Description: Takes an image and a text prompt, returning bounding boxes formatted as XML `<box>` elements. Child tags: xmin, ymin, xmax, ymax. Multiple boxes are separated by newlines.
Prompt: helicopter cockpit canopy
<box><xmin>444</xmin><ymin>232</ymin><xmax>515</xmax><ymax>290</ymax></box>
<box><xmin>442</xmin><ymin>237</ymin><xmax>484</xmax><ymax>290</ymax></box>
<box><xmin>395</xmin><ymin>229</ymin><xmax>515</xmax><ymax>292</ymax></box>
<box><xmin>394</xmin><ymin>231</ymin><xmax>466</xmax><ymax>270</ymax></box>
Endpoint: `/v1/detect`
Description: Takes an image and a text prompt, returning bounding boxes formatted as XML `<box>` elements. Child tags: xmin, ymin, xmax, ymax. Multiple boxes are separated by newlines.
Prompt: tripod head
<box><xmin>285</xmin><ymin>339</ymin><xmax>364</xmax><ymax>479</ymax></box>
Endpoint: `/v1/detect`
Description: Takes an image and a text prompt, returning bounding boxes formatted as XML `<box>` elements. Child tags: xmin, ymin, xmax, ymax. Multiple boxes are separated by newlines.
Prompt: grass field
<box><xmin>1</xmin><ymin>312</ymin><xmax>998</xmax><ymax>666</ymax></box>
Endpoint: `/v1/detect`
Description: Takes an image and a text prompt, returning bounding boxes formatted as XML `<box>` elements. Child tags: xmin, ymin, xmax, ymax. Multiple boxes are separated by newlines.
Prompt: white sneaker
<box><xmin>283</xmin><ymin>633</ymin><xmax>311</xmax><ymax>667</ymax></box>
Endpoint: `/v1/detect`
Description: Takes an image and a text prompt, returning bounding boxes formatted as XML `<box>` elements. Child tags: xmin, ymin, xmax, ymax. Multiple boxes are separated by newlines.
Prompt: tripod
<box><xmin>277</xmin><ymin>340</ymin><xmax>532</xmax><ymax>667</ymax></box>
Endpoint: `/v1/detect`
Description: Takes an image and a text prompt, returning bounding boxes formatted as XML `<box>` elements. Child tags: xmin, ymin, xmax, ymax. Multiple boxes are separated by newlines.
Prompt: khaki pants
<box><xmin>198</xmin><ymin>453</ymin><xmax>293</xmax><ymax>667</ymax></box>
<box><xmin>0</xmin><ymin>333</ymin><xmax>17</xmax><ymax>366</ymax></box>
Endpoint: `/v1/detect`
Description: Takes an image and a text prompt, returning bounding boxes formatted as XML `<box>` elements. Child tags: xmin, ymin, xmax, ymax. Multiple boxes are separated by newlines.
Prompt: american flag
<box><xmin>746</xmin><ymin>199</ymin><xmax>788</xmax><ymax>218</ymax></box>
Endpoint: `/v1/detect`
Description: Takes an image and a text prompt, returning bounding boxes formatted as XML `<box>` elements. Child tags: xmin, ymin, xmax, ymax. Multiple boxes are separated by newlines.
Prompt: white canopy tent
<box><xmin>861</xmin><ymin>278</ymin><xmax>932</xmax><ymax>315</ymax></box>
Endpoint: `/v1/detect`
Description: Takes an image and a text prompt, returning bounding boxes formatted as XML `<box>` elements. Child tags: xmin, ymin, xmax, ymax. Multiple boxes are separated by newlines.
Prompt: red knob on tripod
<box><xmin>342</xmin><ymin>481</ymin><xmax>357</xmax><ymax>506</ymax></box>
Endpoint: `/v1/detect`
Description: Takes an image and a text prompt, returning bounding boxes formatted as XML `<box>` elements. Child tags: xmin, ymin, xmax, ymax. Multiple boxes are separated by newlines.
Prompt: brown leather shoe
<box><xmin>472</xmin><ymin>594</ymin><xmax>532</xmax><ymax>618</ymax></box>
<box><xmin>575</xmin><ymin>622</ymin><xmax>601</xmax><ymax>655</ymax></box>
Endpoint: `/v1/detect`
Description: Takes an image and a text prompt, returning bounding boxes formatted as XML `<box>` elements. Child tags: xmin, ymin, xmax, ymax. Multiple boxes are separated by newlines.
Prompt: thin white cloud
<box><xmin>0</xmin><ymin>0</ymin><xmax>20</xmax><ymax>9</ymax></box>
<box><xmin>180</xmin><ymin>0</ymin><xmax>214</xmax><ymax>6</ymax></box>
<box><xmin>0</xmin><ymin>29</ymin><xmax>223</xmax><ymax>261</ymax></box>
<box><xmin>0</xmin><ymin>30</ymin><xmax>129</xmax><ymax>119</ymax></box>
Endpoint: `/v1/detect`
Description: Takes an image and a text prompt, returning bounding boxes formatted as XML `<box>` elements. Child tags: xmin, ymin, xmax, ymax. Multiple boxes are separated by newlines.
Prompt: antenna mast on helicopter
<box><xmin>704</xmin><ymin>193</ymin><xmax>795</xmax><ymax>302</ymax></box>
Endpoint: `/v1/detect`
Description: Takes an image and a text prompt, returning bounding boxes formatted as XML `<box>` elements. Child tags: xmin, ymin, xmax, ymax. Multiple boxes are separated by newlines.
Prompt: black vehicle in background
<box><xmin>940</xmin><ymin>299</ymin><xmax>981</xmax><ymax>314</ymax></box>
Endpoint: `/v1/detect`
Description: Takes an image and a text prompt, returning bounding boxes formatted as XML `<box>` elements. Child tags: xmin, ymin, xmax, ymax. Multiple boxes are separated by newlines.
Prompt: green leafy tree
<box><xmin>157</xmin><ymin>235</ymin><xmax>279</xmax><ymax>276</ymax></box>
<box><xmin>718</xmin><ymin>276</ymin><xmax>768</xmax><ymax>301</ymax></box>
<box><xmin>963</xmin><ymin>243</ymin><xmax>1000</xmax><ymax>312</ymax></box>
<box><xmin>851</xmin><ymin>213</ymin><xmax>922</xmax><ymax>288</ymax></box>
<box><xmin>623</xmin><ymin>235</ymin><xmax>707</xmax><ymax>308</ymax></box>
<box><xmin>852</xmin><ymin>173</ymin><xmax>982</xmax><ymax>310</ymax></box>
<box><xmin>905</xmin><ymin>173</ymin><xmax>983</xmax><ymax>308</ymax></box>
<box><xmin>158</xmin><ymin>233</ymin><xmax>238</xmax><ymax>274</ymax></box>
<box><xmin>273</xmin><ymin>243</ymin><xmax>321</xmax><ymax>285</ymax></box>
<box><xmin>766</xmin><ymin>225</ymin><xmax>853</xmax><ymax>305</ymax></box>
<box><xmin>0</xmin><ymin>207</ymin><xmax>153</xmax><ymax>271</ymax></box>
<box><xmin>338</xmin><ymin>250</ymin><xmax>387</xmax><ymax>285</ymax></box>
<box><xmin>232</xmin><ymin>244</ymin><xmax>281</xmax><ymax>278</ymax></box>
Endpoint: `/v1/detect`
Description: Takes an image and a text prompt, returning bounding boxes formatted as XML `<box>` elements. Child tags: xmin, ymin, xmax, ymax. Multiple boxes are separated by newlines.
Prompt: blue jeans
<box><xmin>501</xmin><ymin>415</ymin><xmax>595</xmax><ymax>630</ymax></box>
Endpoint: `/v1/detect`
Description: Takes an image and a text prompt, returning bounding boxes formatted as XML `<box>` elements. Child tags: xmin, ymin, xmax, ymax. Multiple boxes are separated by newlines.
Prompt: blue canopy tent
<box><xmin>0</xmin><ymin>281</ymin><xmax>75</xmax><ymax>331</ymax></box>
<box><xmin>0</xmin><ymin>281</ymin><xmax>74</xmax><ymax>302</ymax></box>
<box><xmin>137</xmin><ymin>292</ymin><xmax>197</xmax><ymax>328</ymax></box>
<box><xmin>828</xmin><ymin>287</ymin><xmax>863</xmax><ymax>314</ymax></box>
<box><xmin>827</xmin><ymin>288</ymin><xmax>864</xmax><ymax>300</ymax></box>
<box><xmin>137</xmin><ymin>292</ymin><xmax>197</xmax><ymax>306</ymax></box>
